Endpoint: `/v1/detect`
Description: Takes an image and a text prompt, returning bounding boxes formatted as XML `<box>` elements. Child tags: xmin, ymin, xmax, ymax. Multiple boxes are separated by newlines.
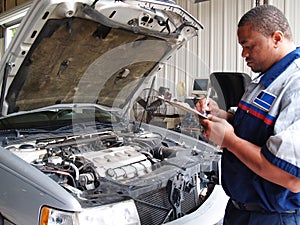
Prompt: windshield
<box><xmin>0</xmin><ymin>105</ymin><xmax>120</xmax><ymax>131</ymax></box>
<box><xmin>5</xmin><ymin>17</ymin><xmax>171</xmax><ymax>114</ymax></box>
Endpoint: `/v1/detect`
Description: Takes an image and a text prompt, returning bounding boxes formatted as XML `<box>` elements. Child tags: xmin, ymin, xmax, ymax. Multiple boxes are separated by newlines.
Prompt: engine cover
<box><xmin>82</xmin><ymin>146</ymin><xmax>152</xmax><ymax>181</ymax></box>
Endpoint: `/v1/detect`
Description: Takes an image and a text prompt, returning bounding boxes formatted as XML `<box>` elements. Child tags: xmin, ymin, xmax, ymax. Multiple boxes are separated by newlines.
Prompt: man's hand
<box><xmin>200</xmin><ymin>115</ymin><xmax>235</xmax><ymax>147</ymax></box>
<box><xmin>195</xmin><ymin>98</ymin><xmax>220</xmax><ymax>117</ymax></box>
<box><xmin>195</xmin><ymin>98</ymin><xmax>232</xmax><ymax>121</ymax></box>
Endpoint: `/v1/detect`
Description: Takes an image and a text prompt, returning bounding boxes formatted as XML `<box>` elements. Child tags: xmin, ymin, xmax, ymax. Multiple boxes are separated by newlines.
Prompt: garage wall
<box><xmin>159</xmin><ymin>0</ymin><xmax>300</xmax><ymax>98</ymax></box>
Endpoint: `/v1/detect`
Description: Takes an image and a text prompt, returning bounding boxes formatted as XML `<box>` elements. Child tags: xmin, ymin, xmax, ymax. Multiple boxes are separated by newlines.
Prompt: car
<box><xmin>0</xmin><ymin>0</ymin><xmax>228</xmax><ymax>224</ymax></box>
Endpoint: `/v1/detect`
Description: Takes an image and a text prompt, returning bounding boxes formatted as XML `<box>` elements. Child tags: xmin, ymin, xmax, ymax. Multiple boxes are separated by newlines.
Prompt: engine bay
<box><xmin>4</xmin><ymin>125</ymin><xmax>221</xmax><ymax>222</ymax></box>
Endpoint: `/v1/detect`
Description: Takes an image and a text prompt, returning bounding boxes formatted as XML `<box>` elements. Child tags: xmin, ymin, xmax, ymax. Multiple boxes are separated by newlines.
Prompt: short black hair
<box><xmin>238</xmin><ymin>5</ymin><xmax>292</xmax><ymax>41</ymax></box>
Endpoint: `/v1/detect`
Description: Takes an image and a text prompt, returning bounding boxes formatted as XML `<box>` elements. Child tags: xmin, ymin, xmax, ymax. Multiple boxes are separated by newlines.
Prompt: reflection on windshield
<box><xmin>0</xmin><ymin>107</ymin><xmax>118</xmax><ymax>130</ymax></box>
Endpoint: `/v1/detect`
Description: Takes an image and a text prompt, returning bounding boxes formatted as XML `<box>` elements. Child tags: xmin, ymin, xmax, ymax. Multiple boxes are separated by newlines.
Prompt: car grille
<box><xmin>135</xmin><ymin>187</ymin><xmax>198</xmax><ymax>225</ymax></box>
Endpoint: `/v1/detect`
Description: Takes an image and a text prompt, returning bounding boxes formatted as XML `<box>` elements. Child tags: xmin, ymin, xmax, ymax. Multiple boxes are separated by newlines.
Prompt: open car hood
<box><xmin>0</xmin><ymin>0</ymin><xmax>202</xmax><ymax>116</ymax></box>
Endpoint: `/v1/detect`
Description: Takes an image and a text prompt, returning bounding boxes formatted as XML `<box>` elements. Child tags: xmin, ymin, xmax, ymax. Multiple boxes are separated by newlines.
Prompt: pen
<box><xmin>204</xmin><ymin>87</ymin><xmax>211</xmax><ymax>116</ymax></box>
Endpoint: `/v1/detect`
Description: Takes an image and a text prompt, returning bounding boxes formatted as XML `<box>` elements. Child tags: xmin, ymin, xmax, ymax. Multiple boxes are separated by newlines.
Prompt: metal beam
<box><xmin>0</xmin><ymin>1</ymin><xmax>32</xmax><ymax>27</ymax></box>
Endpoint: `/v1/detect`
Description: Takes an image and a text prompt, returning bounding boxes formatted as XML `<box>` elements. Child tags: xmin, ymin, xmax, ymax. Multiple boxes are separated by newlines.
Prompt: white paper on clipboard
<box><xmin>157</xmin><ymin>96</ymin><xmax>208</xmax><ymax>119</ymax></box>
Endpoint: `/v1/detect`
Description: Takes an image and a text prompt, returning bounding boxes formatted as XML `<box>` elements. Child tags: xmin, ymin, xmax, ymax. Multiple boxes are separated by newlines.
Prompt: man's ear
<box><xmin>272</xmin><ymin>30</ymin><xmax>284</xmax><ymax>46</ymax></box>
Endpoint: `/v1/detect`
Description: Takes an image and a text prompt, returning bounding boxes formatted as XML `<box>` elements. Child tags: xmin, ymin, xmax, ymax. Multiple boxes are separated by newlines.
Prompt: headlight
<box><xmin>40</xmin><ymin>200</ymin><xmax>140</xmax><ymax>225</ymax></box>
<box><xmin>78</xmin><ymin>199</ymin><xmax>141</xmax><ymax>225</ymax></box>
<box><xmin>40</xmin><ymin>207</ymin><xmax>78</xmax><ymax>225</ymax></box>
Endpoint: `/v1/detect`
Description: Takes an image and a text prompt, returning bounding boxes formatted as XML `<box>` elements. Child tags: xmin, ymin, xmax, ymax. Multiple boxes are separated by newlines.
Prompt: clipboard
<box><xmin>157</xmin><ymin>96</ymin><xmax>208</xmax><ymax>119</ymax></box>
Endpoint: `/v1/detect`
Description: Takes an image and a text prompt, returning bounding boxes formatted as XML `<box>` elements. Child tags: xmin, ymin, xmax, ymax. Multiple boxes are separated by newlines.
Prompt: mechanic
<box><xmin>195</xmin><ymin>5</ymin><xmax>300</xmax><ymax>225</ymax></box>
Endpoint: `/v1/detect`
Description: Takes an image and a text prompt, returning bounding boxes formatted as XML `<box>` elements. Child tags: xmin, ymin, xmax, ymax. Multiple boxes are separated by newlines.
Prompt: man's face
<box><xmin>238</xmin><ymin>24</ymin><xmax>276</xmax><ymax>73</ymax></box>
